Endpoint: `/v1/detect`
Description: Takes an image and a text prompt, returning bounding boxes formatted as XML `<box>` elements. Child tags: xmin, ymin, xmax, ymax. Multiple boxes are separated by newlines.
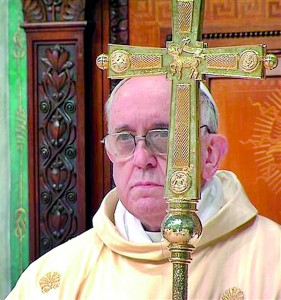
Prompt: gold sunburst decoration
<box><xmin>39</xmin><ymin>271</ymin><xmax>61</xmax><ymax>294</ymax></box>
<box><xmin>242</xmin><ymin>89</ymin><xmax>281</xmax><ymax>196</ymax></box>
<box><xmin>221</xmin><ymin>287</ymin><xmax>244</xmax><ymax>300</ymax></box>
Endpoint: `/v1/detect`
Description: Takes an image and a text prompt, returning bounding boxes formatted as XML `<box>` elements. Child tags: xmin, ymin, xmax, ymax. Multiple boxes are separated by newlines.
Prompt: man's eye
<box><xmin>117</xmin><ymin>133</ymin><xmax>132</xmax><ymax>141</ymax></box>
<box><xmin>153</xmin><ymin>130</ymin><xmax>169</xmax><ymax>137</ymax></box>
<box><xmin>159</xmin><ymin>130</ymin><xmax>168</xmax><ymax>137</ymax></box>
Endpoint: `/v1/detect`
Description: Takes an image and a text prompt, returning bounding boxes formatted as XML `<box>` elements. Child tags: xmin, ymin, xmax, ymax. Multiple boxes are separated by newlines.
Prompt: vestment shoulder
<box><xmin>6</xmin><ymin>228</ymin><xmax>103</xmax><ymax>299</ymax></box>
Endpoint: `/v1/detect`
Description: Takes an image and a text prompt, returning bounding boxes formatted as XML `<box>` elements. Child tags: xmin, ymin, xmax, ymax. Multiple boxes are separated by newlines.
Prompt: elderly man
<box><xmin>7</xmin><ymin>76</ymin><xmax>280</xmax><ymax>299</ymax></box>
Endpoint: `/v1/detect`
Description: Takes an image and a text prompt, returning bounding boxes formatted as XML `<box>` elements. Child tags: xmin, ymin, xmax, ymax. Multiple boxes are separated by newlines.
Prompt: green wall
<box><xmin>0</xmin><ymin>1</ymin><xmax>11</xmax><ymax>297</ymax></box>
<box><xmin>0</xmin><ymin>0</ymin><xmax>28</xmax><ymax>297</ymax></box>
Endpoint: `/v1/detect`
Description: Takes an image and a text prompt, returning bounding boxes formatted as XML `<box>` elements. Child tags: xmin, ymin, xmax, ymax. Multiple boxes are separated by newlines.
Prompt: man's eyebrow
<box><xmin>154</xmin><ymin>123</ymin><xmax>169</xmax><ymax>129</ymax></box>
<box><xmin>112</xmin><ymin>123</ymin><xmax>169</xmax><ymax>133</ymax></box>
<box><xmin>113</xmin><ymin>125</ymin><xmax>131</xmax><ymax>132</ymax></box>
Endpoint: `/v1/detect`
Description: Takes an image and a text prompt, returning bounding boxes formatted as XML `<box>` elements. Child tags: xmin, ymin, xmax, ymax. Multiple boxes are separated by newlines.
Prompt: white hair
<box><xmin>105</xmin><ymin>78</ymin><xmax>218</xmax><ymax>133</ymax></box>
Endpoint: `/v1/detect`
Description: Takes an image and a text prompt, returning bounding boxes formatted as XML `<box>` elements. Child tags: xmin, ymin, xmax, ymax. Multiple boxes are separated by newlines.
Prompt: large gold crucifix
<box><xmin>96</xmin><ymin>1</ymin><xmax>277</xmax><ymax>299</ymax></box>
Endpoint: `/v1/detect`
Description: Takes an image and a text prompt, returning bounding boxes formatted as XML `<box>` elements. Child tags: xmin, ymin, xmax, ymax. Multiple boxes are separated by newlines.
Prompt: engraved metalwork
<box><xmin>178</xmin><ymin>0</ymin><xmax>194</xmax><ymax>34</ymax></box>
<box><xmin>168</xmin><ymin>42</ymin><xmax>204</xmax><ymax>80</ymax></box>
<box><xmin>239</xmin><ymin>50</ymin><xmax>260</xmax><ymax>73</ymax></box>
<box><xmin>222</xmin><ymin>287</ymin><xmax>244</xmax><ymax>300</ymax></box>
<box><xmin>39</xmin><ymin>272</ymin><xmax>61</xmax><ymax>294</ymax></box>
<box><xmin>263</xmin><ymin>53</ymin><xmax>278</xmax><ymax>70</ymax></box>
<box><xmin>206</xmin><ymin>54</ymin><xmax>238</xmax><ymax>70</ymax></box>
<box><xmin>173</xmin><ymin>84</ymin><xmax>190</xmax><ymax>167</ymax></box>
<box><xmin>173</xmin><ymin>263</ymin><xmax>189</xmax><ymax>300</ymax></box>
<box><xmin>170</xmin><ymin>171</ymin><xmax>192</xmax><ymax>194</ymax></box>
<box><xmin>110</xmin><ymin>50</ymin><xmax>130</xmax><ymax>73</ymax></box>
<box><xmin>163</xmin><ymin>213</ymin><xmax>201</xmax><ymax>245</ymax></box>
<box><xmin>96</xmin><ymin>54</ymin><xmax>109</xmax><ymax>70</ymax></box>
<box><xmin>131</xmin><ymin>54</ymin><xmax>162</xmax><ymax>70</ymax></box>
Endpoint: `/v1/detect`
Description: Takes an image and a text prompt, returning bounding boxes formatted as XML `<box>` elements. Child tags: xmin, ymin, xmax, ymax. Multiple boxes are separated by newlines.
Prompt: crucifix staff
<box><xmin>96</xmin><ymin>0</ymin><xmax>277</xmax><ymax>299</ymax></box>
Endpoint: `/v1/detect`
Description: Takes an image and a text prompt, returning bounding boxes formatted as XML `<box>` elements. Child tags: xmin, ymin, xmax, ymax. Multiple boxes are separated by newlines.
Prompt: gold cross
<box><xmin>96</xmin><ymin>1</ymin><xmax>277</xmax><ymax>299</ymax></box>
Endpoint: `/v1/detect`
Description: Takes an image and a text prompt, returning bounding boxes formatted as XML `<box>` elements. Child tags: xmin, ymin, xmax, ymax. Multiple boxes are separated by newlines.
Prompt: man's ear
<box><xmin>202</xmin><ymin>134</ymin><xmax>228</xmax><ymax>181</ymax></box>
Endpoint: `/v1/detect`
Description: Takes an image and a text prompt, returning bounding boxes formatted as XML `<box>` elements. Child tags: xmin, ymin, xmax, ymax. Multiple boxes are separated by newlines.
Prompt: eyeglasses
<box><xmin>200</xmin><ymin>125</ymin><xmax>215</xmax><ymax>134</ymax></box>
<box><xmin>102</xmin><ymin>126</ymin><xmax>214</xmax><ymax>159</ymax></box>
<box><xmin>101</xmin><ymin>129</ymin><xmax>169</xmax><ymax>158</ymax></box>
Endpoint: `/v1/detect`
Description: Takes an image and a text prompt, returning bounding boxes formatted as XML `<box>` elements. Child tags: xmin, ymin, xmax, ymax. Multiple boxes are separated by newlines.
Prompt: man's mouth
<box><xmin>132</xmin><ymin>182</ymin><xmax>163</xmax><ymax>188</ymax></box>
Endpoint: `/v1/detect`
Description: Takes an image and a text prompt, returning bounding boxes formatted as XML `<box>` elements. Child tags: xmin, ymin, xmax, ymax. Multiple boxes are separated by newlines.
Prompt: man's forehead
<box><xmin>114</xmin><ymin>75</ymin><xmax>171</xmax><ymax>99</ymax></box>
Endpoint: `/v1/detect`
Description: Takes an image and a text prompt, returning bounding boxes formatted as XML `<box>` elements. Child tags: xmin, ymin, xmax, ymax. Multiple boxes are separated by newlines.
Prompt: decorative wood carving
<box><xmin>109</xmin><ymin>0</ymin><xmax>128</xmax><ymax>45</ymax></box>
<box><xmin>109</xmin><ymin>0</ymin><xmax>129</xmax><ymax>92</ymax></box>
<box><xmin>38</xmin><ymin>44</ymin><xmax>78</xmax><ymax>253</ymax></box>
<box><xmin>129</xmin><ymin>0</ymin><xmax>281</xmax><ymax>47</ymax></box>
<box><xmin>203</xmin><ymin>30</ymin><xmax>281</xmax><ymax>40</ymax></box>
<box><xmin>211</xmin><ymin>77</ymin><xmax>281</xmax><ymax>224</ymax></box>
<box><xmin>22</xmin><ymin>0</ymin><xmax>88</xmax><ymax>259</ymax></box>
<box><xmin>21</xmin><ymin>0</ymin><xmax>85</xmax><ymax>23</ymax></box>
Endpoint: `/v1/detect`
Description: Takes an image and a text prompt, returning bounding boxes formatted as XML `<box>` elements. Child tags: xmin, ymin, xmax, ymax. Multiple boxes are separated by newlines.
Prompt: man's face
<box><xmin>108</xmin><ymin>76</ymin><xmax>171</xmax><ymax>231</ymax></box>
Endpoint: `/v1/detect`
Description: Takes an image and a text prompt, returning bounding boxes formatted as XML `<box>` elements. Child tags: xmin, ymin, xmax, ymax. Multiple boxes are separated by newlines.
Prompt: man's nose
<box><xmin>133</xmin><ymin>140</ymin><xmax>157</xmax><ymax>168</ymax></box>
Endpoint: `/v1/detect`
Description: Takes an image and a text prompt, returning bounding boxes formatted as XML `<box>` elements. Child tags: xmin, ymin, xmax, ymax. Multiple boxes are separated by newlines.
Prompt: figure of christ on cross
<box><xmin>97</xmin><ymin>0</ymin><xmax>277</xmax><ymax>299</ymax></box>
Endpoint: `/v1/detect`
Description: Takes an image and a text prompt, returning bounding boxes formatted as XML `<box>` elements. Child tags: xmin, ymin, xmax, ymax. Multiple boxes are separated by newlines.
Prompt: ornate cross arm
<box><xmin>96</xmin><ymin>45</ymin><xmax>169</xmax><ymax>79</ymax></box>
<box><xmin>203</xmin><ymin>45</ymin><xmax>276</xmax><ymax>78</ymax></box>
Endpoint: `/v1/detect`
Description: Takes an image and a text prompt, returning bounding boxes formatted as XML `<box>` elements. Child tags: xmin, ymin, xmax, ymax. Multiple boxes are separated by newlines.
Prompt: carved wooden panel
<box><xmin>23</xmin><ymin>22</ymin><xmax>87</xmax><ymax>260</ymax></box>
<box><xmin>129</xmin><ymin>0</ymin><xmax>281</xmax><ymax>47</ymax></box>
<box><xmin>38</xmin><ymin>44</ymin><xmax>79</xmax><ymax>253</ymax></box>
<box><xmin>211</xmin><ymin>77</ymin><xmax>281</xmax><ymax>224</ymax></box>
<box><xmin>22</xmin><ymin>0</ymin><xmax>85</xmax><ymax>22</ymax></box>
<box><xmin>205</xmin><ymin>0</ymin><xmax>281</xmax><ymax>32</ymax></box>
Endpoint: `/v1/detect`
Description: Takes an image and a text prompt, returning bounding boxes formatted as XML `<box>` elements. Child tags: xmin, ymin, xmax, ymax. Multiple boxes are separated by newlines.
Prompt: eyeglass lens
<box><xmin>104</xmin><ymin>129</ymin><xmax>169</xmax><ymax>158</ymax></box>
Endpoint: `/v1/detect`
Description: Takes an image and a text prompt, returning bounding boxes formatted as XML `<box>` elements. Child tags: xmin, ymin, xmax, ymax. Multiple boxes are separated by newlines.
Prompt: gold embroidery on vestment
<box><xmin>222</xmin><ymin>287</ymin><xmax>244</xmax><ymax>300</ymax></box>
<box><xmin>39</xmin><ymin>271</ymin><xmax>61</xmax><ymax>294</ymax></box>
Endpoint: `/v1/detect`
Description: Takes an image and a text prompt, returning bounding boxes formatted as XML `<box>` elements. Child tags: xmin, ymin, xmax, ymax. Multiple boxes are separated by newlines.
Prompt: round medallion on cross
<box><xmin>239</xmin><ymin>50</ymin><xmax>260</xmax><ymax>73</ymax></box>
<box><xmin>170</xmin><ymin>170</ymin><xmax>192</xmax><ymax>194</ymax></box>
<box><xmin>110</xmin><ymin>50</ymin><xmax>130</xmax><ymax>74</ymax></box>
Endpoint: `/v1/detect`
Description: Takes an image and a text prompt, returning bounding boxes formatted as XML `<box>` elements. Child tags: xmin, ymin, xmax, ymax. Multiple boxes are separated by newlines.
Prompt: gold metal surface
<box><xmin>239</xmin><ymin>50</ymin><xmax>260</xmax><ymax>73</ymax></box>
<box><xmin>170</xmin><ymin>170</ymin><xmax>192</xmax><ymax>194</ymax></box>
<box><xmin>206</xmin><ymin>54</ymin><xmax>238</xmax><ymax>70</ymax></box>
<box><xmin>110</xmin><ymin>50</ymin><xmax>130</xmax><ymax>74</ymax></box>
<box><xmin>173</xmin><ymin>84</ymin><xmax>190</xmax><ymax>167</ymax></box>
<box><xmin>168</xmin><ymin>41</ymin><xmax>204</xmax><ymax>79</ymax></box>
<box><xmin>131</xmin><ymin>54</ymin><xmax>162</xmax><ymax>70</ymax></box>
<box><xmin>178</xmin><ymin>0</ymin><xmax>194</xmax><ymax>34</ymax></box>
<box><xmin>96</xmin><ymin>53</ymin><xmax>109</xmax><ymax>70</ymax></box>
<box><xmin>263</xmin><ymin>53</ymin><xmax>278</xmax><ymax>70</ymax></box>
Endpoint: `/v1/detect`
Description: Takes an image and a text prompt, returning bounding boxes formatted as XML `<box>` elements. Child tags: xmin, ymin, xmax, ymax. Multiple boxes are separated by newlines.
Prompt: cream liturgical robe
<box><xmin>7</xmin><ymin>171</ymin><xmax>281</xmax><ymax>299</ymax></box>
